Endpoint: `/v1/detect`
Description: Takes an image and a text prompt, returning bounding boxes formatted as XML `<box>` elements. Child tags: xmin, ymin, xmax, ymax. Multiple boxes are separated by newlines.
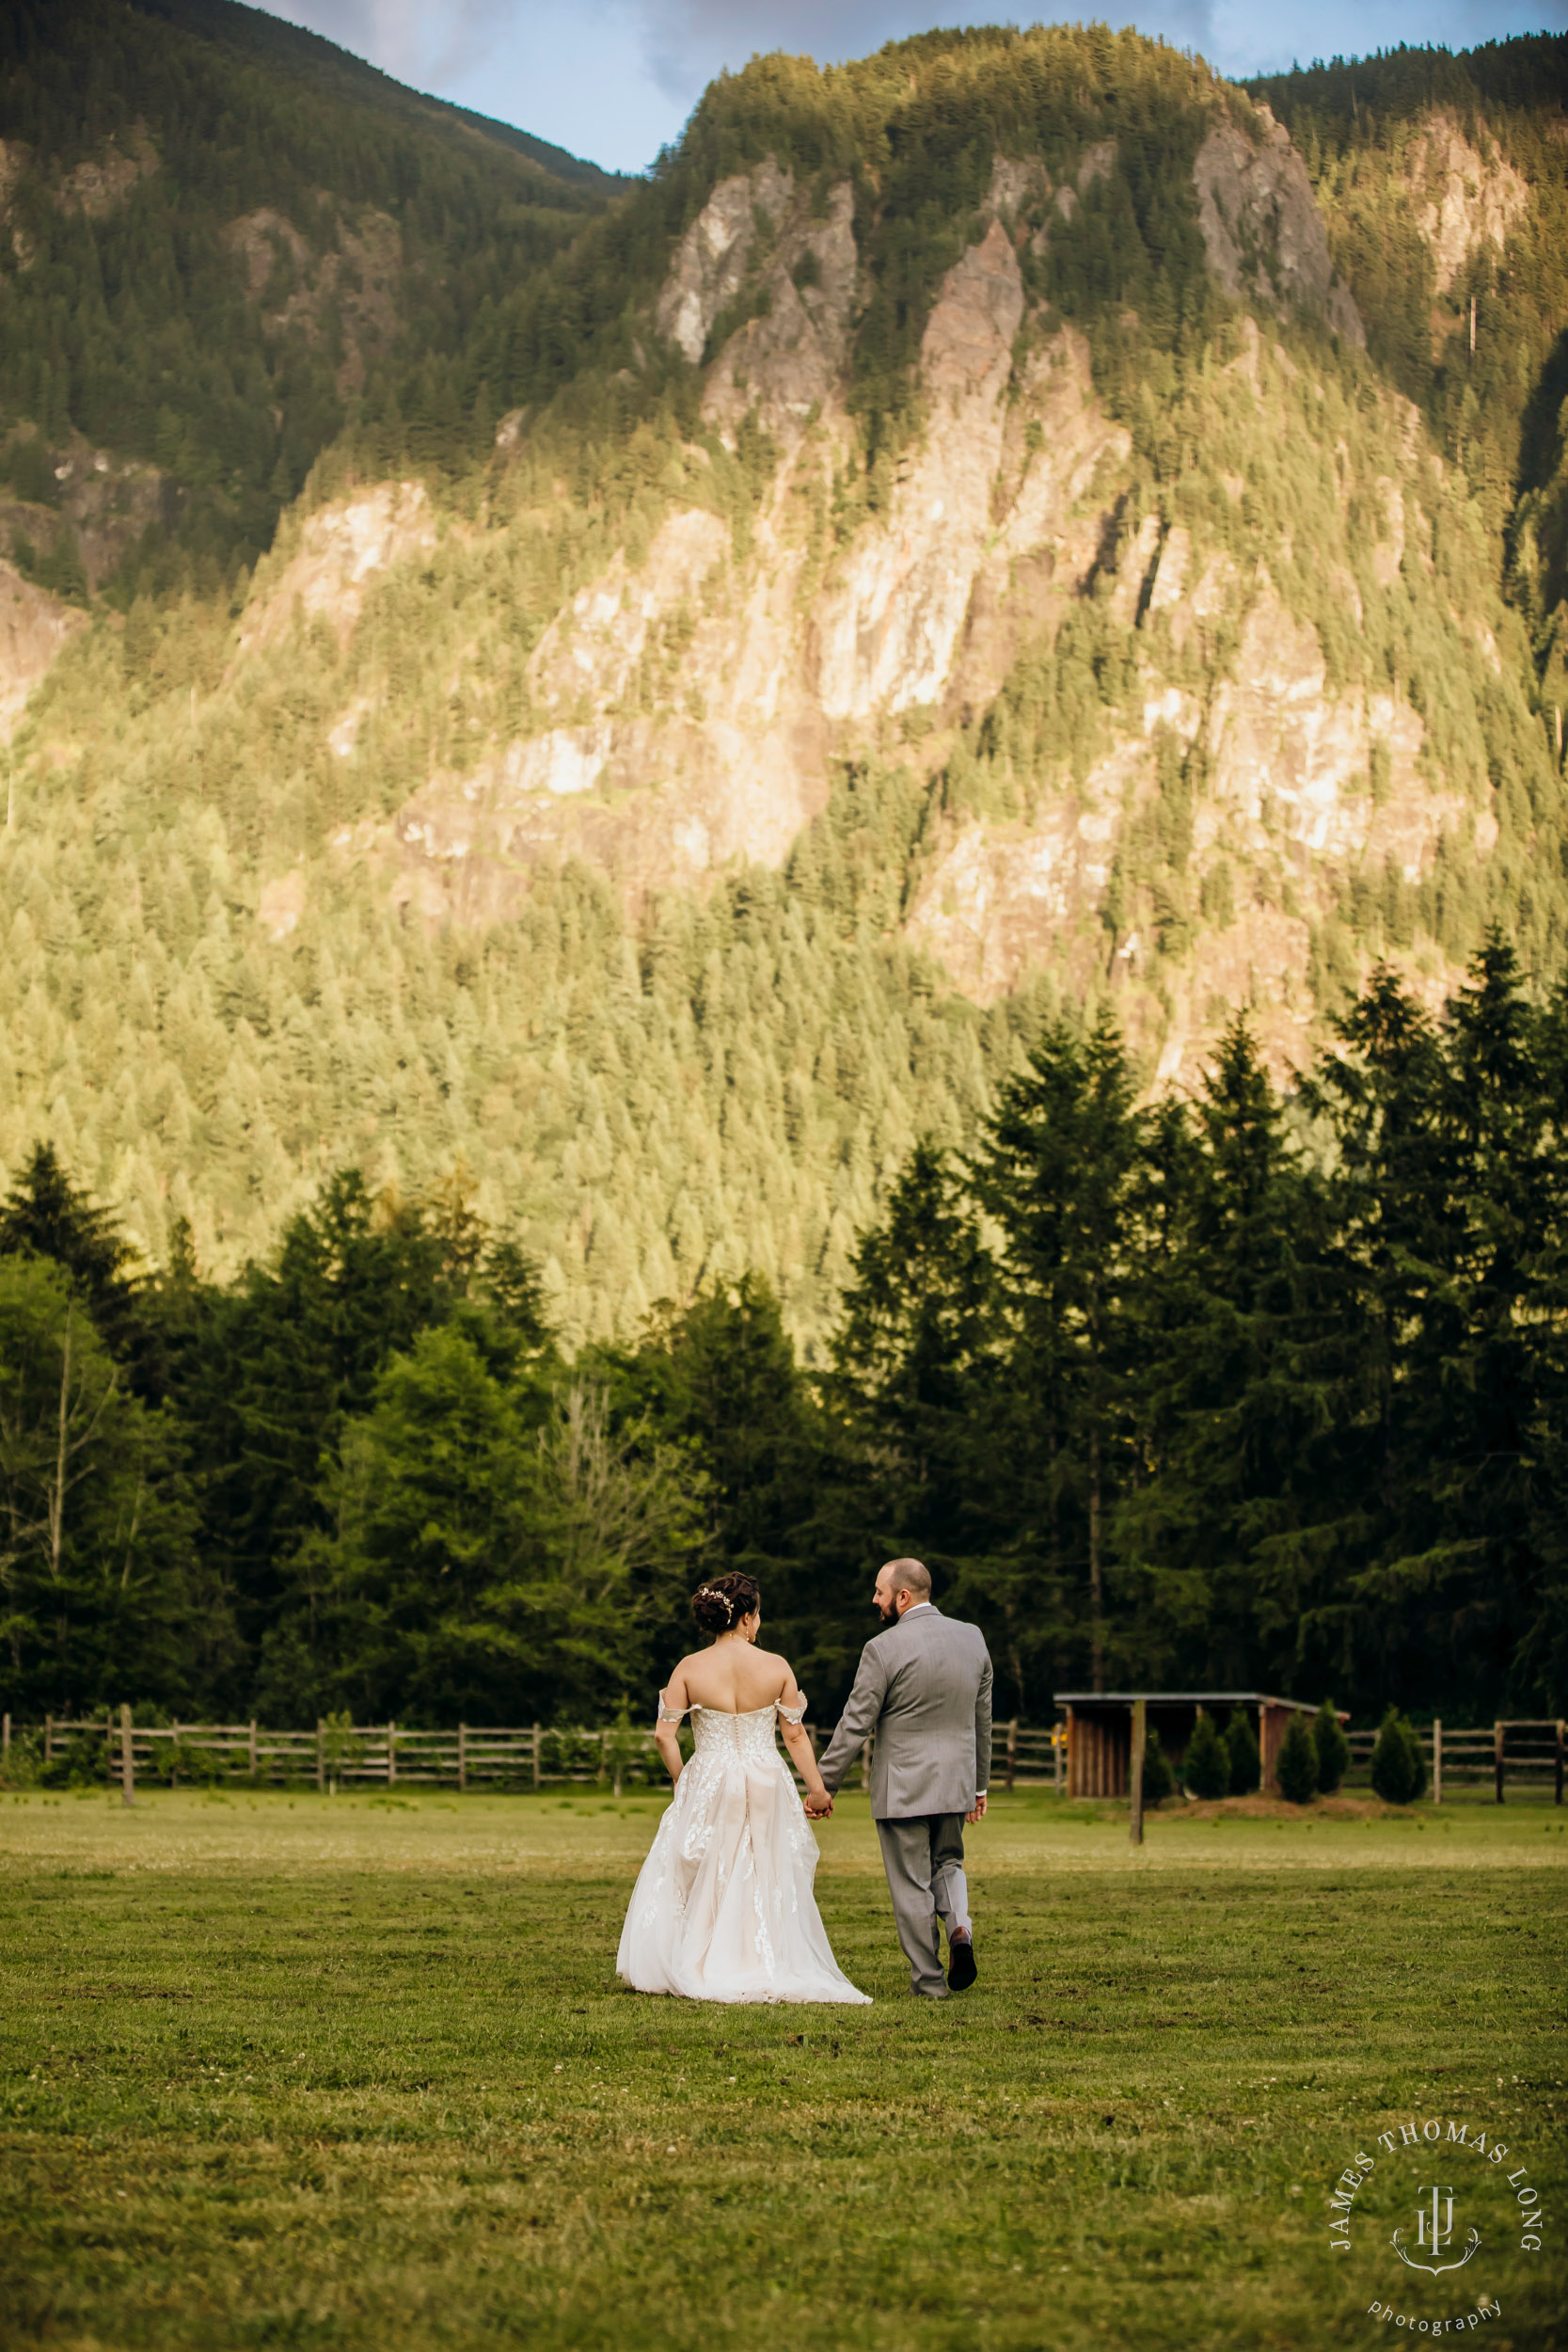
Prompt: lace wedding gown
<box><xmin>616</xmin><ymin>1698</ymin><xmax>870</xmax><ymax>2004</ymax></box>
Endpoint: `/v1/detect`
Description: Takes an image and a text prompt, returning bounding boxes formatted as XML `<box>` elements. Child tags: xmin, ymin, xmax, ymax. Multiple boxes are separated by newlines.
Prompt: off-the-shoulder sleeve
<box><xmin>777</xmin><ymin>1692</ymin><xmax>808</xmax><ymax>1725</ymax></box>
<box><xmin>657</xmin><ymin>1692</ymin><xmax>688</xmax><ymax>1724</ymax></box>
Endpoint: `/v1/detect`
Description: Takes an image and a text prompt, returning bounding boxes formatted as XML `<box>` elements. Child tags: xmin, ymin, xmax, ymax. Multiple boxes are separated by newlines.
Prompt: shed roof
<box><xmin>1053</xmin><ymin>1692</ymin><xmax>1318</xmax><ymax>1708</ymax></box>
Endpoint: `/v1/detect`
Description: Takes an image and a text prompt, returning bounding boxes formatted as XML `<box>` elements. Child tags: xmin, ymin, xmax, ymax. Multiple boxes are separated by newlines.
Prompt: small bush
<box><xmin>1183</xmin><ymin>1710</ymin><xmax>1229</xmax><ymax>1800</ymax></box>
<box><xmin>0</xmin><ymin>1730</ymin><xmax>42</xmax><ymax>1789</ymax></box>
<box><xmin>321</xmin><ymin>1710</ymin><xmax>363</xmax><ymax>1796</ymax></box>
<box><xmin>1225</xmin><ymin>1711</ymin><xmax>1261</xmax><ymax>1795</ymax></box>
<box><xmin>1370</xmin><ymin>1708</ymin><xmax>1426</xmax><ymax>1804</ymax></box>
<box><xmin>1140</xmin><ymin>1726</ymin><xmax>1175</xmax><ymax>1804</ymax></box>
<box><xmin>1313</xmin><ymin>1697</ymin><xmax>1351</xmax><ymax>1794</ymax></box>
<box><xmin>1275</xmin><ymin>1714</ymin><xmax>1320</xmax><ymax>1804</ymax></box>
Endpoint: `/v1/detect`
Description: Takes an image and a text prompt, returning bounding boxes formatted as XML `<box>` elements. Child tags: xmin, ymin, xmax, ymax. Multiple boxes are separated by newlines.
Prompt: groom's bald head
<box><xmin>874</xmin><ymin>1558</ymin><xmax>931</xmax><ymax>1621</ymax></box>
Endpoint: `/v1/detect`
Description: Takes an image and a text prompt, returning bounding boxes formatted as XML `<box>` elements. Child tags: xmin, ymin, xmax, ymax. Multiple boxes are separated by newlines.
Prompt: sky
<box><xmin>267</xmin><ymin>0</ymin><xmax>1568</xmax><ymax>173</ymax></box>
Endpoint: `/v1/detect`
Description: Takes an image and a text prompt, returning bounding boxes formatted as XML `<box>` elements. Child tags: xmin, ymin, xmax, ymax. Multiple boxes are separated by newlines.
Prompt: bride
<box><xmin>617</xmin><ymin>1571</ymin><xmax>870</xmax><ymax>2004</ymax></box>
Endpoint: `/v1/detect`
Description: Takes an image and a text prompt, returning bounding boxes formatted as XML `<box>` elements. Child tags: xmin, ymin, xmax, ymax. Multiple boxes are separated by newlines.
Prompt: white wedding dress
<box><xmin>616</xmin><ymin>1697</ymin><xmax>870</xmax><ymax>2004</ymax></box>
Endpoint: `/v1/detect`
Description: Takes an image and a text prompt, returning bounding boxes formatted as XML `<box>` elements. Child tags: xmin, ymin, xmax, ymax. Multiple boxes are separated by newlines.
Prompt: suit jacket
<box><xmin>816</xmin><ymin>1606</ymin><xmax>993</xmax><ymax>1820</ymax></box>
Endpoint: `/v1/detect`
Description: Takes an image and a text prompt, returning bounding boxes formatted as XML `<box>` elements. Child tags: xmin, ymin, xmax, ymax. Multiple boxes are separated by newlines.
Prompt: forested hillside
<box><xmin>2</xmin><ymin>16</ymin><xmax>1568</xmax><ymax>1730</ymax></box>
<box><xmin>2</xmin><ymin>19</ymin><xmax>1564</xmax><ymax>1345</ymax></box>
<box><xmin>5</xmin><ymin>940</ymin><xmax>1565</xmax><ymax>1733</ymax></box>
<box><xmin>0</xmin><ymin>0</ymin><xmax>610</xmax><ymax>599</ymax></box>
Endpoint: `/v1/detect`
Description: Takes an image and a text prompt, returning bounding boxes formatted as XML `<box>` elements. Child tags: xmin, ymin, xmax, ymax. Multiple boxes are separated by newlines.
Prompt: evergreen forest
<box><xmin>2</xmin><ymin>8</ymin><xmax>1567</xmax><ymax>1732</ymax></box>
<box><xmin>4</xmin><ymin>940</ymin><xmax>1566</xmax><ymax>1730</ymax></box>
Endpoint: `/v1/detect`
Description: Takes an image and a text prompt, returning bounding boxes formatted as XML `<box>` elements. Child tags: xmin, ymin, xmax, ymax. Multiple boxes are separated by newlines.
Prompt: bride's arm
<box><xmin>654</xmin><ymin>1667</ymin><xmax>689</xmax><ymax>1786</ymax></box>
<box><xmin>776</xmin><ymin>1674</ymin><xmax>832</xmax><ymax>1816</ymax></box>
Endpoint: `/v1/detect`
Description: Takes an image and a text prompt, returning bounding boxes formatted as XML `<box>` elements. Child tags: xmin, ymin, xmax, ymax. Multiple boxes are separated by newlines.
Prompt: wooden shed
<box><xmin>1054</xmin><ymin>1692</ymin><xmax>1322</xmax><ymax>1797</ymax></box>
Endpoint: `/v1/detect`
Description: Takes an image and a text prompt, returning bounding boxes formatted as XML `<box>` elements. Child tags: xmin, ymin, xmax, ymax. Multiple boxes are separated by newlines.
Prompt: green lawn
<box><xmin>1</xmin><ymin>1786</ymin><xmax>1564</xmax><ymax>2350</ymax></box>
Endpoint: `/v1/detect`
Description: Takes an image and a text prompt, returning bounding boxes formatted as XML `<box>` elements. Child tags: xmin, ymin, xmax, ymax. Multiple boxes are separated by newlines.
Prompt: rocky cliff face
<box><xmin>229</xmin><ymin>88</ymin><xmax>1533</xmax><ymax>1085</ymax></box>
<box><xmin>1</xmin><ymin>24</ymin><xmax>1560</xmax><ymax>1328</ymax></box>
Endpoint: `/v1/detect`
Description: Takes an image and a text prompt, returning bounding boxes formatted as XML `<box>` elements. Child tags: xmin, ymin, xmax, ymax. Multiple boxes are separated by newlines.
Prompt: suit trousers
<box><xmin>875</xmin><ymin>1813</ymin><xmax>971</xmax><ymax>1995</ymax></box>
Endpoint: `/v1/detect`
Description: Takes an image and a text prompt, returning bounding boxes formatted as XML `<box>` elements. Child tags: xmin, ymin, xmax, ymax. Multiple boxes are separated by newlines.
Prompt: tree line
<box><xmin>2</xmin><ymin>939</ymin><xmax>1563</xmax><ymax>1732</ymax></box>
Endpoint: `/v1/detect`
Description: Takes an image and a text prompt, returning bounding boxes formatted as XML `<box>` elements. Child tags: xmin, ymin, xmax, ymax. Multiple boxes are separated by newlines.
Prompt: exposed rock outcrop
<box><xmin>58</xmin><ymin>129</ymin><xmax>158</xmax><ymax>216</ymax></box>
<box><xmin>655</xmin><ymin>161</ymin><xmax>794</xmax><ymax>365</ymax></box>
<box><xmin>1402</xmin><ymin>113</ymin><xmax>1528</xmax><ymax>294</ymax></box>
<box><xmin>816</xmin><ymin>218</ymin><xmax>1025</xmax><ymax>717</ymax></box>
<box><xmin>240</xmin><ymin>482</ymin><xmax>436</xmax><ymax>654</ymax></box>
<box><xmin>243</xmin><ymin>140</ymin><xmax>1518</xmax><ymax>1090</ymax></box>
<box><xmin>701</xmin><ymin>181</ymin><xmax>858</xmax><ymax>443</ymax></box>
<box><xmin>529</xmin><ymin>507</ymin><xmax>729</xmax><ymax>723</ymax></box>
<box><xmin>226</xmin><ymin>206</ymin><xmax>402</xmax><ymax>395</ymax></box>
<box><xmin>0</xmin><ymin>560</ymin><xmax>85</xmax><ymax>740</ymax></box>
<box><xmin>1195</xmin><ymin>106</ymin><xmax>1364</xmax><ymax>345</ymax></box>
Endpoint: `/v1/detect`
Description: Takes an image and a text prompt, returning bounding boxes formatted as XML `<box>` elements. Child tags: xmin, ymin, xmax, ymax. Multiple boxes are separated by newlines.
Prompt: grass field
<box><xmin>1</xmin><ymin>1784</ymin><xmax>1564</xmax><ymax>2350</ymax></box>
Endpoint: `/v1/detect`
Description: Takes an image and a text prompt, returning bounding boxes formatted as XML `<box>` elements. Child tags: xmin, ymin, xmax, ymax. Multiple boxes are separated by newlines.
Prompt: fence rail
<box><xmin>1341</xmin><ymin>1720</ymin><xmax>1564</xmax><ymax>1803</ymax></box>
<box><xmin>0</xmin><ymin>1710</ymin><xmax>1560</xmax><ymax>1804</ymax></box>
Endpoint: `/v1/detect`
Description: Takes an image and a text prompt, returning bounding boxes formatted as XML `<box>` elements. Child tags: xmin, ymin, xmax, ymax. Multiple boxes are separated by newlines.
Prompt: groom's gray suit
<box><xmin>816</xmin><ymin>1605</ymin><xmax>993</xmax><ymax>1996</ymax></box>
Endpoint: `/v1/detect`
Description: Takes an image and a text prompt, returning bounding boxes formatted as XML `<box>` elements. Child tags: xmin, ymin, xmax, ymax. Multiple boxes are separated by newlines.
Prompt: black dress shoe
<box><xmin>947</xmin><ymin>1934</ymin><xmax>976</xmax><ymax>1992</ymax></box>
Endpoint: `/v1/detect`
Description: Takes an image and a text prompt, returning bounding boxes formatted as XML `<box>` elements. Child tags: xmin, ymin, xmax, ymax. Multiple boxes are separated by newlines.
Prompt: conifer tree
<box><xmin>0</xmin><ymin>1142</ymin><xmax>144</xmax><ymax>1370</ymax></box>
<box><xmin>1225</xmin><ymin>1709</ymin><xmax>1261</xmax><ymax>1795</ymax></box>
<box><xmin>1275</xmin><ymin>1714</ymin><xmax>1320</xmax><ymax>1804</ymax></box>
<box><xmin>971</xmin><ymin>1014</ymin><xmax>1146</xmax><ymax>1691</ymax></box>
<box><xmin>1312</xmin><ymin>1696</ymin><xmax>1350</xmax><ymax>1794</ymax></box>
<box><xmin>1182</xmin><ymin>1708</ymin><xmax>1229</xmax><ymax>1800</ymax></box>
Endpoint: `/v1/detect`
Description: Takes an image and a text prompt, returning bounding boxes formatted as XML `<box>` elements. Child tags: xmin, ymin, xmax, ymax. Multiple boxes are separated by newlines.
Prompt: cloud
<box><xmin>272</xmin><ymin>0</ymin><xmax>518</xmax><ymax>91</ymax></box>
<box><xmin>260</xmin><ymin>0</ymin><xmax>1568</xmax><ymax>176</ymax></box>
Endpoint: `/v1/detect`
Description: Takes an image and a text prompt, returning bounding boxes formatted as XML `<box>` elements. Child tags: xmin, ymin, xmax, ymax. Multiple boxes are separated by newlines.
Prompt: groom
<box><xmin>814</xmin><ymin>1559</ymin><xmax>993</xmax><ymax>1998</ymax></box>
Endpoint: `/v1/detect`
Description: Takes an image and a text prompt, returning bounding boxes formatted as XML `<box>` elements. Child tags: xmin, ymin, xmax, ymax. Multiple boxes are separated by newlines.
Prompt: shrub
<box><xmin>1370</xmin><ymin>1708</ymin><xmax>1426</xmax><ymax>1805</ymax></box>
<box><xmin>321</xmin><ymin>1710</ymin><xmax>363</xmax><ymax>1796</ymax></box>
<box><xmin>1313</xmin><ymin>1697</ymin><xmax>1351</xmax><ymax>1794</ymax></box>
<box><xmin>1275</xmin><ymin>1714</ymin><xmax>1320</xmax><ymax>1804</ymax></box>
<box><xmin>1225</xmin><ymin>1710</ymin><xmax>1261</xmax><ymax>1795</ymax></box>
<box><xmin>1183</xmin><ymin>1710</ymin><xmax>1229</xmax><ymax>1800</ymax></box>
<box><xmin>602</xmin><ymin>1698</ymin><xmax>639</xmax><ymax>1797</ymax></box>
<box><xmin>1140</xmin><ymin>1725</ymin><xmax>1175</xmax><ymax>1804</ymax></box>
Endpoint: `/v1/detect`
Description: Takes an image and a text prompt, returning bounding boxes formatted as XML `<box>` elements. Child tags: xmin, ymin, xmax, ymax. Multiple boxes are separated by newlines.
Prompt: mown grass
<box><xmin>1</xmin><ymin>1787</ymin><xmax>1564</xmax><ymax>2350</ymax></box>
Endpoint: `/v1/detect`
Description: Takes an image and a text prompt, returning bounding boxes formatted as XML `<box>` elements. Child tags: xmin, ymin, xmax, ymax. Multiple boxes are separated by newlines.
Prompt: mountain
<box><xmin>2</xmin><ymin>17</ymin><xmax>1566</xmax><ymax>1343</ymax></box>
<box><xmin>0</xmin><ymin>0</ymin><xmax>613</xmax><ymax>596</ymax></box>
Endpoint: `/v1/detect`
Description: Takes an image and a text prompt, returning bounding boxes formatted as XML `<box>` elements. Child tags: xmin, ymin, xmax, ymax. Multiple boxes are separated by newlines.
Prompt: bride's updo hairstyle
<box><xmin>690</xmin><ymin>1572</ymin><xmax>760</xmax><ymax>1636</ymax></box>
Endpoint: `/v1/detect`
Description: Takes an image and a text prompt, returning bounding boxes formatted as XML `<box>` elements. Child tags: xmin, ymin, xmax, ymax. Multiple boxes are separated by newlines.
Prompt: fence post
<box><xmin>458</xmin><ymin>1723</ymin><xmax>467</xmax><ymax>1794</ymax></box>
<box><xmin>1054</xmin><ymin>1716</ymin><xmax>1063</xmax><ymax>1793</ymax></box>
<box><xmin>1129</xmin><ymin>1696</ymin><xmax>1147</xmax><ymax>1848</ymax></box>
<box><xmin>532</xmin><ymin>1724</ymin><xmax>541</xmax><ymax>1792</ymax></box>
<box><xmin>387</xmin><ymin>1722</ymin><xmax>396</xmax><ymax>1788</ymax></box>
<box><xmin>1495</xmin><ymin>1720</ymin><xmax>1505</xmax><ymax>1804</ymax></box>
<box><xmin>44</xmin><ymin>1714</ymin><xmax>53</xmax><ymax>1768</ymax></box>
<box><xmin>2</xmin><ymin>1711</ymin><xmax>8</xmax><ymax>1767</ymax></box>
<box><xmin>1432</xmin><ymin>1718</ymin><xmax>1441</xmax><ymax>1807</ymax></box>
<box><xmin>1557</xmin><ymin>1720</ymin><xmax>1564</xmax><ymax>1809</ymax></box>
<box><xmin>1005</xmin><ymin>1719</ymin><xmax>1019</xmax><ymax>1794</ymax></box>
<box><xmin>316</xmin><ymin>1720</ymin><xmax>325</xmax><ymax>1794</ymax></box>
<box><xmin>119</xmin><ymin>1704</ymin><xmax>135</xmax><ymax>1809</ymax></box>
<box><xmin>248</xmin><ymin>1720</ymin><xmax>258</xmax><ymax>1782</ymax></box>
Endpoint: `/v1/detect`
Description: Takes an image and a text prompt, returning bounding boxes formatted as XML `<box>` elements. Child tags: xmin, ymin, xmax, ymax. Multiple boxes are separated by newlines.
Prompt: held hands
<box><xmin>803</xmin><ymin>1788</ymin><xmax>833</xmax><ymax>1819</ymax></box>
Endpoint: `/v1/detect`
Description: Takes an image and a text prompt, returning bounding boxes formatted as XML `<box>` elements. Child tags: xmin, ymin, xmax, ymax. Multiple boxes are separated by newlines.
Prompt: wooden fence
<box><xmin>1</xmin><ymin>1711</ymin><xmax>1559</xmax><ymax>1803</ymax></box>
<box><xmin>1343</xmin><ymin>1719</ymin><xmax>1565</xmax><ymax>1803</ymax></box>
<box><xmin>2</xmin><ymin>1711</ymin><xmax>1068</xmax><ymax>1796</ymax></box>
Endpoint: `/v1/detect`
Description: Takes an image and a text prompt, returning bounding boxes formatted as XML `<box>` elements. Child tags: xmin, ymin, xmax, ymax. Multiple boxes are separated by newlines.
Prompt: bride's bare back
<box><xmin>664</xmin><ymin>1640</ymin><xmax>799</xmax><ymax>1716</ymax></box>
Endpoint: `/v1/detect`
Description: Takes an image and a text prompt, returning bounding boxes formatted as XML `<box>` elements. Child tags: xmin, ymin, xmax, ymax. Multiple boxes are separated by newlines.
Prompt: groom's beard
<box><xmin>875</xmin><ymin>1601</ymin><xmax>898</xmax><ymax>1627</ymax></box>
